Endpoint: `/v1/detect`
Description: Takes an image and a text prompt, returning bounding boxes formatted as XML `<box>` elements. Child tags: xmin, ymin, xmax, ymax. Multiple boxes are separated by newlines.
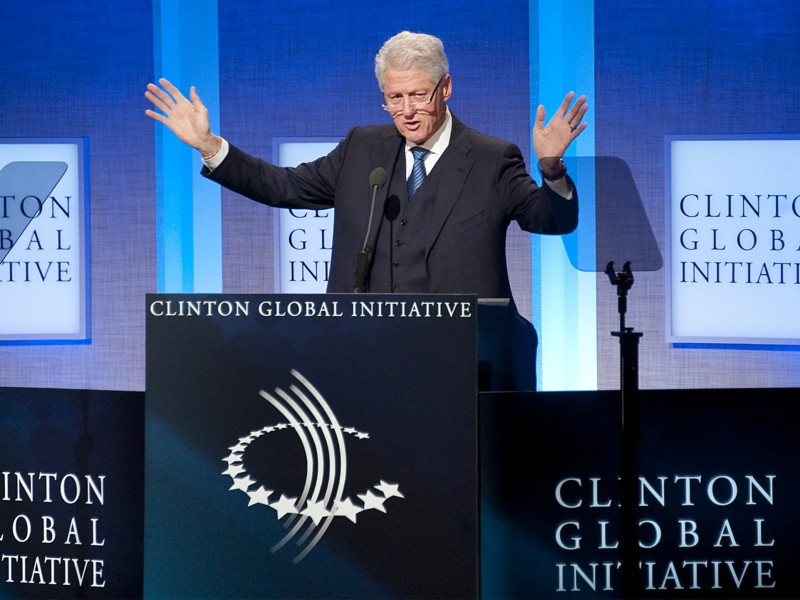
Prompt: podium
<box><xmin>144</xmin><ymin>293</ymin><xmax>483</xmax><ymax>599</ymax></box>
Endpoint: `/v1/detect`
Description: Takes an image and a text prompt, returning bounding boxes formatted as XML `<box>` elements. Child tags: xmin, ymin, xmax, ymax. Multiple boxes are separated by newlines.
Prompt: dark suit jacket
<box><xmin>203</xmin><ymin>114</ymin><xmax>578</xmax><ymax>298</ymax></box>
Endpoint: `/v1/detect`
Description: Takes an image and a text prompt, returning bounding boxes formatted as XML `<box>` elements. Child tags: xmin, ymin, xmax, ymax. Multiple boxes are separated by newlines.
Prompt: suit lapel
<box><xmin>421</xmin><ymin>116</ymin><xmax>474</xmax><ymax>253</ymax></box>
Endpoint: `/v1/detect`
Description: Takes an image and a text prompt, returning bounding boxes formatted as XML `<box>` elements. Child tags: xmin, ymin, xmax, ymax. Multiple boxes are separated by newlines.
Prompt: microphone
<box><xmin>384</xmin><ymin>195</ymin><xmax>401</xmax><ymax>292</ymax></box>
<box><xmin>369</xmin><ymin>166</ymin><xmax>387</xmax><ymax>189</ymax></box>
<box><xmin>353</xmin><ymin>167</ymin><xmax>387</xmax><ymax>292</ymax></box>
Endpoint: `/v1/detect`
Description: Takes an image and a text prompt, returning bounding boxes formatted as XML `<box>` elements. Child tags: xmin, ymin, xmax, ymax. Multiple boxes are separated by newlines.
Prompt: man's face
<box><xmin>381</xmin><ymin>68</ymin><xmax>451</xmax><ymax>145</ymax></box>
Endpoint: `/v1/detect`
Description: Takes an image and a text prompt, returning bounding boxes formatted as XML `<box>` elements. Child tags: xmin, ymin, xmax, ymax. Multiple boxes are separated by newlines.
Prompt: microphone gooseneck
<box><xmin>353</xmin><ymin>167</ymin><xmax>387</xmax><ymax>292</ymax></box>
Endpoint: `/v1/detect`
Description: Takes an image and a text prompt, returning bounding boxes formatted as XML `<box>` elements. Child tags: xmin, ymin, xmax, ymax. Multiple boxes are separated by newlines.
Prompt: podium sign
<box><xmin>144</xmin><ymin>294</ymin><xmax>478</xmax><ymax>599</ymax></box>
<box><xmin>481</xmin><ymin>388</ymin><xmax>800</xmax><ymax>599</ymax></box>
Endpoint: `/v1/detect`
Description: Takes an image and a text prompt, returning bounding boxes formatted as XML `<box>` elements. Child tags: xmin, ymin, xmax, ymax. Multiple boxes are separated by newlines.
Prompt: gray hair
<box><xmin>374</xmin><ymin>31</ymin><xmax>449</xmax><ymax>90</ymax></box>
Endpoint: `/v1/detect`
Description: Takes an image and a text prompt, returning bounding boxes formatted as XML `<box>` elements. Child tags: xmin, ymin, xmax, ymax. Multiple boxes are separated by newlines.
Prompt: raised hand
<box><xmin>145</xmin><ymin>78</ymin><xmax>219</xmax><ymax>156</ymax></box>
<box><xmin>532</xmin><ymin>91</ymin><xmax>588</xmax><ymax>169</ymax></box>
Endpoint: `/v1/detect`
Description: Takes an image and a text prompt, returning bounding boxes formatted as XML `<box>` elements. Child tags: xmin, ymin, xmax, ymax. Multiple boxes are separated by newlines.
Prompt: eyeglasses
<box><xmin>382</xmin><ymin>76</ymin><xmax>444</xmax><ymax>115</ymax></box>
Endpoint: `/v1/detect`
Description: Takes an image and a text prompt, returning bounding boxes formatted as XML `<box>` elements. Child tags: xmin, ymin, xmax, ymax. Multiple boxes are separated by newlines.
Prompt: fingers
<box><xmin>146</xmin><ymin>81</ymin><xmax>174</xmax><ymax>105</ymax></box>
<box><xmin>570</xmin><ymin>122</ymin><xmax>588</xmax><ymax>137</ymax></box>
<box><xmin>559</xmin><ymin>93</ymin><xmax>586</xmax><ymax>116</ymax></box>
<box><xmin>568</xmin><ymin>95</ymin><xmax>589</xmax><ymax>121</ymax></box>
<box><xmin>563</xmin><ymin>93</ymin><xmax>589</xmax><ymax>134</ymax></box>
<box><xmin>144</xmin><ymin>86</ymin><xmax>172</xmax><ymax>114</ymax></box>
<box><xmin>145</xmin><ymin>78</ymin><xmax>195</xmax><ymax>113</ymax></box>
<box><xmin>144</xmin><ymin>108</ymin><xmax>167</xmax><ymax>124</ymax></box>
<box><xmin>533</xmin><ymin>104</ymin><xmax>546</xmax><ymax>130</ymax></box>
<box><xmin>189</xmin><ymin>86</ymin><xmax>206</xmax><ymax>111</ymax></box>
<box><xmin>547</xmin><ymin>92</ymin><xmax>589</xmax><ymax>128</ymax></box>
<box><xmin>556</xmin><ymin>91</ymin><xmax>576</xmax><ymax>117</ymax></box>
<box><xmin>158</xmin><ymin>77</ymin><xmax>187</xmax><ymax>103</ymax></box>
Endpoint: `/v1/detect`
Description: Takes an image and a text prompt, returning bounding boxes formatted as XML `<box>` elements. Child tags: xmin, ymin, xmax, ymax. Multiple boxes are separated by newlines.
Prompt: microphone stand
<box><xmin>606</xmin><ymin>261</ymin><xmax>642</xmax><ymax>599</ymax></box>
<box><xmin>354</xmin><ymin>168</ymin><xmax>386</xmax><ymax>292</ymax></box>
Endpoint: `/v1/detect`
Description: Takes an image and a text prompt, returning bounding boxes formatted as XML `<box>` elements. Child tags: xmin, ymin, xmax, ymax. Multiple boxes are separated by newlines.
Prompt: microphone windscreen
<box><xmin>384</xmin><ymin>195</ymin><xmax>401</xmax><ymax>221</ymax></box>
<box><xmin>369</xmin><ymin>167</ymin><xmax>387</xmax><ymax>188</ymax></box>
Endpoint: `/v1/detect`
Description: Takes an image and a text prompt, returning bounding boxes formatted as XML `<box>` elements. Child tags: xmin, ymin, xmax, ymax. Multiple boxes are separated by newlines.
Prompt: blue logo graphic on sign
<box><xmin>0</xmin><ymin>161</ymin><xmax>68</xmax><ymax>263</ymax></box>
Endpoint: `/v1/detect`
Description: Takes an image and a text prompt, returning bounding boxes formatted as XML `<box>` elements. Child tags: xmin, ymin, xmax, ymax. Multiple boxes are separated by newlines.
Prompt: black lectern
<box><xmin>145</xmin><ymin>293</ymin><xmax>480</xmax><ymax>599</ymax></box>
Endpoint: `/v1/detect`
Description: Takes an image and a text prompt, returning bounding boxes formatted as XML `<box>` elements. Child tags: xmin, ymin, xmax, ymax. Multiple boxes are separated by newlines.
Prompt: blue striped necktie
<box><xmin>407</xmin><ymin>146</ymin><xmax>430</xmax><ymax>198</ymax></box>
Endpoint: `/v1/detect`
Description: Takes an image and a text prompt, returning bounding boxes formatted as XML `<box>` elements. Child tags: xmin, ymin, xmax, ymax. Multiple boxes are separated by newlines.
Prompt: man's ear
<box><xmin>442</xmin><ymin>74</ymin><xmax>452</xmax><ymax>101</ymax></box>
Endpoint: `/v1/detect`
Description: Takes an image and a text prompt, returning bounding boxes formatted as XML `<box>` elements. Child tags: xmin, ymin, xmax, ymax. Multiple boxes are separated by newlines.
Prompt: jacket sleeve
<box><xmin>200</xmin><ymin>133</ymin><xmax>355</xmax><ymax>210</ymax></box>
<box><xmin>498</xmin><ymin>142</ymin><xmax>579</xmax><ymax>235</ymax></box>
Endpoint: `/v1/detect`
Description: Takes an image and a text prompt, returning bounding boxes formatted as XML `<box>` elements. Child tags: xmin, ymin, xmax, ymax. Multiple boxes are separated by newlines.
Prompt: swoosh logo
<box><xmin>0</xmin><ymin>161</ymin><xmax>68</xmax><ymax>263</ymax></box>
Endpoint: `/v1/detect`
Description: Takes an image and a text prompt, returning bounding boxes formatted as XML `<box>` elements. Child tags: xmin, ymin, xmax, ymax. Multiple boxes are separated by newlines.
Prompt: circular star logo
<box><xmin>221</xmin><ymin>369</ymin><xmax>404</xmax><ymax>563</ymax></box>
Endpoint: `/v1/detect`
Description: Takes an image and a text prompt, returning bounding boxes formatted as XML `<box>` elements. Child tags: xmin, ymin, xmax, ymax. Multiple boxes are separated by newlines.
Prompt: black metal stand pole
<box><xmin>606</xmin><ymin>261</ymin><xmax>642</xmax><ymax>599</ymax></box>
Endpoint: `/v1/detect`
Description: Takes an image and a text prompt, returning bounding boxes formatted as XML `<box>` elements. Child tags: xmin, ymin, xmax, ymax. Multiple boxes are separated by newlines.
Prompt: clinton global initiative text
<box><xmin>149</xmin><ymin>299</ymin><xmax>474</xmax><ymax>319</ymax></box>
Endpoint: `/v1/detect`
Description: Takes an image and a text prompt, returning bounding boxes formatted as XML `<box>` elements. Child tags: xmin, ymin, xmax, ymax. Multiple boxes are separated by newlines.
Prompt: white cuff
<box><xmin>202</xmin><ymin>138</ymin><xmax>230</xmax><ymax>171</ymax></box>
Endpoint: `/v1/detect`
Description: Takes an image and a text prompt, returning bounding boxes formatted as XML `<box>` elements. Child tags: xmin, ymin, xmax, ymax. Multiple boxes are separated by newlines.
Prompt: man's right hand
<box><xmin>145</xmin><ymin>78</ymin><xmax>219</xmax><ymax>156</ymax></box>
